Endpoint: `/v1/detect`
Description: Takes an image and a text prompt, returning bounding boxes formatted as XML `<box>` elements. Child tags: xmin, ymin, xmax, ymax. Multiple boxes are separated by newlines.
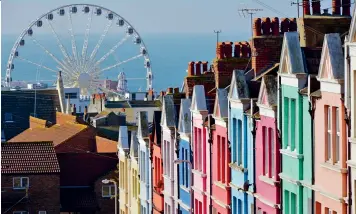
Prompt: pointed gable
<box><xmin>118</xmin><ymin>126</ymin><xmax>129</xmax><ymax>150</ymax></box>
<box><xmin>279</xmin><ymin>32</ymin><xmax>305</xmax><ymax>74</ymax></box>
<box><xmin>160</xmin><ymin>95</ymin><xmax>176</xmax><ymax>127</ymax></box>
<box><xmin>130</xmin><ymin>130</ymin><xmax>139</xmax><ymax>158</ymax></box>
<box><xmin>228</xmin><ymin>70</ymin><xmax>250</xmax><ymax>100</ymax></box>
<box><xmin>138</xmin><ymin>111</ymin><xmax>149</xmax><ymax>139</ymax></box>
<box><xmin>191</xmin><ymin>85</ymin><xmax>207</xmax><ymax>112</ymax></box>
<box><xmin>349</xmin><ymin>6</ymin><xmax>356</xmax><ymax>42</ymax></box>
<box><xmin>213</xmin><ymin>88</ymin><xmax>228</xmax><ymax>119</ymax></box>
<box><xmin>178</xmin><ymin>99</ymin><xmax>192</xmax><ymax>134</ymax></box>
<box><xmin>318</xmin><ymin>33</ymin><xmax>344</xmax><ymax>81</ymax></box>
<box><xmin>257</xmin><ymin>75</ymin><xmax>278</xmax><ymax>107</ymax></box>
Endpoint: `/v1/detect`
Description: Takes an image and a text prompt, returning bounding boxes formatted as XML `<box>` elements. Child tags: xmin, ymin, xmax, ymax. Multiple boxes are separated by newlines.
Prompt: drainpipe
<box><xmin>277</xmin><ymin>75</ymin><xmax>283</xmax><ymax>210</ymax></box>
<box><xmin>208</xmin><ymin>115</ymin><xmax>213</xmax><ymax>214</ymax></box>
<box><xmin>308</xmin><ymin>97</ymin><xmax>316</xmax><ymax>214</ymax></box>
<box><xmin>175</xmin><ymin>127</ymin><xmax>180</xmax><ymax>213</ymax></box>
<box><xmin>250</xmin><ymin>100</ymin><xmax>257</xmax><ymax>214</ymax></box>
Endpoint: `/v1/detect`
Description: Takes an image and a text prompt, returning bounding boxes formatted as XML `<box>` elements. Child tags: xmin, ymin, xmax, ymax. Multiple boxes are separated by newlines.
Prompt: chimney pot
<box><xmin>234</xmin><ymin>42</ymin><xmax>241</xmax><ymax>58</ymax></box>
<box><xmin>225</xmin><ymin>41</ymin><xmax>233</xmax><ymax>58</ymax></box>
<box><xmin>303</xmin><ymin>0</ymin><xmax>311</xmax><ymax>15</ymax></box>
<box><xmin>332</xmin><ymin>0</ymin><xmax>341</xmax><ymax>15</ymax></box>
<box><xmin>281</xmin><ymin>18</ymin><xmax>290</xmax><ymax>34</ymax></box>
<box><xmin>288</xmin><ymin>18</ymin><xmax>298</xmax><ymax>32</ymax></box>
<box><xmin>188</xmin><ymin>61</ymin><xmax>195</xmax><ymax>76</ymax></box>
<box><xmin>261</xmin><ymin>17</ymin><xmax>271</xmax><ymax>35</ymax></box>
<box><xmin>174</xmin><ymin>88</ymin><xmax>179</xmax><ymax>94</ymax></box>
<box><xmin>241</xmin><ymin>42</ymin><xmax>249</xmax><ymax>58</ymax></box>
<box><xmin>253</xmin><ymin>18</ymin><xmax>262</xmax><ymax>37</ymax></box>
<box><xmin>216</xmin><ymin>42</ymin><xmax>225</xmax><ymax>59</ymax></box>
<box><xmin>202</xmin><ymin>61</ymin><xmax>208</xmax><ymax>72</ymax></box>
<box><xmin>195</xmin><ymin>61</ymin><xmax>202</xmax><ymax>75</ymax></box>
<box><xmin>312</xmin><ymin>0</ymin><xmax>321</xmax><ymax>15</ymax></box>
<box><xmin>167</xmin><ymin>88</ymin><xmax>173</xmax><ymax>94</ymax></box>
<box><xmin>342</xmin><ymin>0</ymin><xmax>351</xmax><ymax>16</ymax></box>
<box><xmin>272</xmin><ymin>17</ymin><xmax>280</xmax><ymax>36</ymax></box>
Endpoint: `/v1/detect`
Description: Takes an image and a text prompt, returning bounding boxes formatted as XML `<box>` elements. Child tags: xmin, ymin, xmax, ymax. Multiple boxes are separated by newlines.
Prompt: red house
<box><xmin>151</xmin><ymin>111</ymin><xmax>164</xmax><ymax>214</ymax></box>
<box><xmin>211</xmin><ymin>88</ymin><xmax>231</xmax><ymax>214</ymax></box>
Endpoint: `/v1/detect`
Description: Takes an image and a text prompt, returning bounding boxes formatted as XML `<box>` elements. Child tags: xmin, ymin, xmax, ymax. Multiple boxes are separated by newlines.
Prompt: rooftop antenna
<box><xmin>213</xmin><ymin>30</ymin><xmax>222</xmax><ymax>46</ymax></box>
<box><xmin>290</xmin><ymin>0</ymin><xmax>301</xmax><ymax>18</ymax></box>
<box><xmin>238</xmin><ymin>8</ymin><xmax>263</xmax><ymax>40</ymax></box>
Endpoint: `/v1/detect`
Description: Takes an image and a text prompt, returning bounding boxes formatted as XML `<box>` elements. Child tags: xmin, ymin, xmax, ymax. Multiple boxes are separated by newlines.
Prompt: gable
<box><xmin>318</xmin><ymin>33</ymin><xmax>344</xmax><ymax>81</ymax></box>
<box><xmin>257</xmin><ymin>75</ymin><xmax>278</xmax><ymax>107</ymax></box>
<box><xmin>213</xmin><ymin>88</ymin><xmax>228</xmax><ymax>119</ymax></box>
<box><xmin>191</xmin><ymin>85</ymin><xmax>207</xmax><ymax>111</ymax></box>
<box><xmin>160</xmin><ymin>95</ymin><xmax>176</xmax><ymax>127</ymax></box>
<box><xmin>279</xmin><ymin>32</ymin><xmax>305</xmax><ymax>75</ymax></box>
<box><xmin>118</xmin><ymin>126</ymin><xmax>129</xmax><ymax>150</ymax></box>
<box><xmin>138</xmin><ymin>111</ymin><xmax>149</xmax><ymax>139</ymax></box>
<box><xmin>349</xmin><ymin>6</ymin><xmax>356</xmax><ymax>42</ymax></box>
<box><xmin>130</xmin><ymin>131</ymin><xmax>138</xmax><ymax>157</ymax></box>
<box><xmin>228</xmin><ymin>70</ymin><xmax>250</xmax><ymax>100</ymax></box>
<box><xmin>178</xmin><ymin>99</ymin><xmax>192</xmax><ymax>133</ymax></box>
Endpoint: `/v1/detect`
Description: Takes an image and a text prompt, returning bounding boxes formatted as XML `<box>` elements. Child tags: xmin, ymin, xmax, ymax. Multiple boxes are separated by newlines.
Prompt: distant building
<box><xmin>1</xmin><ymin>142</ymin><xmax>61</xmax><ymax>213</ymax></box>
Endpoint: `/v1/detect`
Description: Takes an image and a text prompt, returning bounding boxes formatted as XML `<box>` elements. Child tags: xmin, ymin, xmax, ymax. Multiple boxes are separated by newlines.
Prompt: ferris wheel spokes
<box><xmin>94</xmin><ymin>34</ymin><xmax>130</xmax><ymax>68</ymax></box>
<box><xmin>17</xmin><ymin>56</ymin><xmax>57</xmax><ymax>73</ymax></box>
<box><xmin>97</xmin><ymin>53</ymin><xmax>143</xmax><ymax>74</ymax></box>
<box><xmin>67</xmin><ymin>9</ymin><xmax>80</xmax><ymax>71</ymax></box>
<box><xmin>81</xmin><ymin>7</ymin><xmax>94</xmax><ymax>67</ymax></box>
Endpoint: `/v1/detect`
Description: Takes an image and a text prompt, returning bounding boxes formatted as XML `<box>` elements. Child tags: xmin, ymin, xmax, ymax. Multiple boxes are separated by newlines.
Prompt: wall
<box><xmin>94</xmin><ymin>170</ymin><xmax>120</xmax><ymax>214</ymax></box>
<box><xmin>178</xmin><ymin>136</ymin><xmax>192</xmax><ymax>212</ymax></box>
<box><xmin>152</xmin><ymin>142</ymin><xmax>164</xmax><ymax>214</ymax></box>
<box><xmin>2</xmin><ymin>174</ymin><xmax>60</xmax><ymax>213</ymax></box>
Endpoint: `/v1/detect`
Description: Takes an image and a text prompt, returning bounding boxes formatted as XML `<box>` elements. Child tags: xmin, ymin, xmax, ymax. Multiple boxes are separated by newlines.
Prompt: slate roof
<box><xmin>279</xmin><ymin>32</ymin><xmax>306</xmax><ymax>74</ymax></box>
<box><xmin>228</xmin><ymin>70</ymin><xmax>250</xmax><ymax>100</ymax></box>
<box><xmin>152</xmin><ymin>111</ymin><xmax>162</xmax><ymax>145</ymax></box>
<box><xmin>105</xmin><ymin>100</ymin><xmax>162</xmax><ymax>109</ymax></box>
<box><xmin>58</xmin><ymin>153</ymin><xmax>117</xmax><ymax>186</ymax></box>
<box><xmin>161</xmin><ymin>95</ymin><xmax>176</xmax><ymax>127</ymax></box>
<box><xmin>191</xmin><ymin>85</ymin><xmax>207</xmax><ymax>111</ymax></box>
<box><xmin>1</xmin><ymin>89</ymin><xmax>61</xmax><ymax>141</ymax></box>
<box><xmin>93</xmin><ymin>111</ymin><xmax>113</xmax><ymax>119</ymax></box>
<box><xmin>2</xmin><ymin>142</ymin><xmax>60</xmax><ymax>174</ymax></box>
<box><xmin>130</xmin><ymin>130</ymin><xmax>139</xmax><ymax>158</ymax></box>
<box><xmin>178</xmin><ymin>99</ymin><xmax>192</xmax><ymax>134</ymax></box>
<box><xmin>138</xmin><ymin>111</ymin><xmax>149</xmax><ymax>139</ymax></box>
<box><xmin>254</xmin><ymin>63</ymin><xmax>279</xmax><ymax>81</ymax></box>
<box><xmin>118</xmin><ymin>126</ymin><xmax>130</xmax><ymax>151</ymax></box>
<box><xmin>60</xmin><ymin>188</ymin><xmax>99</xmax><ymax>211</ymax></box>
<box><xmin>318</xmin><ymin>33</ymin><xmax>344</xmax><ymax>80</ymax></box>
<box><xmin>214</xmin><ymin>89</ymin><xmax>229</xmax><ymax>119</ymax></box>
<box><xmin>95</xmin><ymin>136</ymin><xmax>118</xmax><ymax>153</ymax></box>
<box><xmin>257</xmin><ymin>75</ymin><xmax>278</xmax><ymax>107</ymax></box>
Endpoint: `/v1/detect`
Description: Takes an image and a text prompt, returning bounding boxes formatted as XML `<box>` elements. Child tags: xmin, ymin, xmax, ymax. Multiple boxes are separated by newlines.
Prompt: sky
<box><xmin>1</xmin><ymin>0</ymin><xmax>334</xmax><ymax>36</ymax></box>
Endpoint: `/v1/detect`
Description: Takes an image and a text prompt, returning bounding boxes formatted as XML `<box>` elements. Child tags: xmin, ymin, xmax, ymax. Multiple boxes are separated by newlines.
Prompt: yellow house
<box><xmin>129</xmin><ymin>130</ymin><xmax>140</xmax><ymax>214</ymax></box>
<box><xmin>118</xmin><ymin>126</ymin><xmax>130</xmax><ymax>214</ymax></box>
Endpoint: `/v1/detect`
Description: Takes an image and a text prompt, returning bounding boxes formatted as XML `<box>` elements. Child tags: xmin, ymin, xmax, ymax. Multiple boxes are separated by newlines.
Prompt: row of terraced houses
<box><xmin>116</xmin><ymin>2</ymin><xmax>356</xmax><ymax>214</ymax></box>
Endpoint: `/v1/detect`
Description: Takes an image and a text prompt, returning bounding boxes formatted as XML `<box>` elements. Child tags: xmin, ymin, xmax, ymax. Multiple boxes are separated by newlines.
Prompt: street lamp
<box><xmin>102</xmin><ymin>179</ymin><xmax>118</xmax><ymax>214</ymax></box>
<box><xmin>174</xmin><ymin>159</ymin><xmax>194</xmax><ymax>214</ymax></box>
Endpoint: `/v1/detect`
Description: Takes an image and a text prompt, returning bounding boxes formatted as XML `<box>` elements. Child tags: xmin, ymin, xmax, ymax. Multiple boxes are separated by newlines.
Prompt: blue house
<box><xmin>228</xmin><ymin>70</ymin><xmax>259</xmax><ymax>214</ymax></box>
<box><xmin>138</xmin><ymin>111</ymin><xmax>152</xmax><ymax>214</ymax></box>
<box><xmin>177</xmin><ymin>98</ymin><xmax>192</xmax><ymax>214</ymax></box>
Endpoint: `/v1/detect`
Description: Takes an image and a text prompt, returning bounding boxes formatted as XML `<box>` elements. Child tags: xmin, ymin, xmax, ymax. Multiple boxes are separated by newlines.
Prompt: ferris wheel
<box><xmin>4</xmin><ymin>4</ymin><xmax>153</xmax><ymax>95</ymax></box>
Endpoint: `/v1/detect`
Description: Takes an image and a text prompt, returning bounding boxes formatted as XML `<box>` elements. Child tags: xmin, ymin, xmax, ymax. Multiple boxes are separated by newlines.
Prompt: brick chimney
<box><xmin>303</xmin><ymin>0</ymin><xmax>311</xmax><ymax>15</ymax></box>
<box><xmin>188</xmin><ymin>61</ymin><xmax>195</xmax><ymax>76</ymax></box>
<box><xmin>252</xmin><ymin>17</ymin><xmax>293</xmax><ymax>78</ymax></box>
<box><xmin>174</xmin><ymin>88</ymin><xmax>179</xmax><ymax>94</ymax></box>
<box><xmin>342</xmin><ymin>0</ymin><xmax>351</xmax><ymax>16</ymax></box>
<box><xmin>312</xmin><ymin>0</ymin><xmax>321</xmax><ymax>15</ymax></box>
<box><xmin>195</xmin><ymin>61</ymin><xmax>202</xmax><ymax>75</ymax></box>
<box><xmin>202</xmin><ymin>61</ymin><xmax>208</xmax><ymax>72</ymax></box>
<box><xmin>332</xmin><ymin>0</ymin><xmax>341</xmax><ymax>15</ymax></box>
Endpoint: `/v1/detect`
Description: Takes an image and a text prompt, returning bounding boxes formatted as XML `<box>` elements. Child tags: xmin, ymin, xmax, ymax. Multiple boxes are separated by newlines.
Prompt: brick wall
<box><xmin>1</xmin><ymin>174</ymin><xmax>60</xmax><ymax>214</ymax></box>
<box><xmin>94</xmin><ymin>170</ymin><xmax>119</xmax><ymax>214</ymax></box>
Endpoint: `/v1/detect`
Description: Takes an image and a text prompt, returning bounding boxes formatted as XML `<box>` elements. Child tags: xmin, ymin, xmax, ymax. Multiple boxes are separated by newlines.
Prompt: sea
<box><xmin>1</xmin><ymin>33</ymin><xmax>246</xmax><ymax>92</ymax></box>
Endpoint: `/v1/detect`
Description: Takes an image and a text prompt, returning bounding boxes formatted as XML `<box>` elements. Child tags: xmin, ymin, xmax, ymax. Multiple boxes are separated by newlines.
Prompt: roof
<box><xmin>105</xmin><ymin>100</ymin><xmax>162</xmax><ymax>109</ymax></box>
<box><xmin>130</xmin><ymin>130</ymin><xmax>139</xmax><ymax>158</ymax></box>
<box><xmin>2</xmin><ymin>142</ymin><xmax>60</xmax><ymax>174</ymax></box>
<box><xmin>310</xmin><ymin>89</ymin><xmax>322</xmax><ymax>98</ymax></box>
<box><xmin>60</xmin><ymin>188</ymin><xmax>98</xmax><ymax>211</ymax></box>
<box><xmin>152</xmin><ymin>111</ymin><xmax>162</xmax><ymax>144</ymax></box>
<box><xmin>254</xmin><ymin>63</ymin><xmax>279</xmax><ymax>81</ymax></box>
<box><xmin>301</xmin><ymin>47</ymin><xmax>322</xmax><ymax>74</ymax></box>
<box><xmin>95</xmin><ymin>136</ymin><xmax>118</xmax><ymax>153</ymax></box>
<box><xmin>228</xmin><ymin>70</ymin><xmax>250</xmax><ymax>100</ymax></box>
<box><xmin>8</xmin><ymin>121</ymin><xmax>88</xmax><ymax>148</ymax></box>
<box><xmin>257</xmin><ymin>75</ymin><xmax>278</xmax><ymax>107</ymax></box>
<box><xmin>161</xmin><ymin>95</ymin><xmax>176</xmax><ymax>127</ymax></box>
<box><xmin>178</xmin><ymin>99</ymin><xmax>192</xmax><ymax>134</ymax></box>
<box><xmin>138</xmin><ymin>111</ymin><xmax>149</xmax><ymax>139</ymax></box>
<box><xmin>93</xmin><ymin>111</ymin><xmax>114</xmax><ymax>119</ymax></box>
<box><xmin>213</xmin><ymin>88</ymin><xmax>229</xmax><ymax>119</ymax></box>
<box><xmin>58</xmin><ymin>153</ymin><xmax>117</xmax><ymax>186</ymax></box>
<box><xmin>191</xmin><ymin>85</ymin><xmax>207</xmax><ymax>111</ymax></box>
<box><xmin>118</xmin><ymin>126</ymin><xmax>130</xmax><ymax>151</ymax></box>
<box><xmin>318</xmin><ymin>33</ymin><xmax>344</xmax><ymax>81</ymax></box>
<box><xmin>279</xmin><ymin>32</ymin><xmax>306</xmax><ymax>74</ymax></box>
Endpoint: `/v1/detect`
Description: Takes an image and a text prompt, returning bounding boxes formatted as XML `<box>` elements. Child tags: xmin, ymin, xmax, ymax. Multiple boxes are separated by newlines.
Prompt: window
<box><xmin>238</xmin><ymin>199</ymin><xmax>242</xmax><ymax>214</ymax></box>
<box><xmin>221</xmin><ymin>136</ymin><xmax>226</xmax><ymax>183</ymax></box>
<box><xmin>198</xmin><ymin>128</ymin><xmax>202</xmax><ymax>171</ymax></box>
<box><xmin>102</xmin><ymin>184</ymin><xmax>115</xmax><ymax>197</ymax></box>
<box><xmin>13</xmin><ymin>177</ymin><xmax>29</xmax><ymax>189</ymax></box>
<box><xmin>232</xmin><ymin>197</ymin><xmax>237</xmax><ymax>214</ymax></box>
<box><xmin>64</xmin><ymin>92</ymin><xmax>77</xmax><ymax>99</ymax></box>
<box><xmin>285</xmin><ymin>190</ymin><xmax>290</xmax><ymax>214</ymax></box>
<box><xmin>119</xmin><ymin>161</ymin><xmax>125</xmax><ymax>188</ymax></box>
<box><xmin>232</xmin><ymin>118</ymin><xmax>237</xmax><ymax>162</ymax></box>
<box><xmin>290</xmin><ymin>99</ymin><xmax>296</xmax><ymax>151</ymax></box>
<box><xmin>284</xmin><ymin>97</ymin><xmax>289</xmax><ymax>148</ymax></box>
<box><xmin>185</xmin><ymin>149</ymin><xmax>189</xmax><ymax>186</ymax></box>
<box><xmin>38</xmin><ymin>211</ymin><xmax>46</xmax><ymax>214</ymax></box>
<box><xmin>326</xmin><ymin>106</ymin><xmax>332</xmax><ymax>161</ymax></box>
<box><xmin>263</xmin><ymin>126</ymin><xmax>268</xmax><ymax>176</ymax></box>
<box><xmin>270</xmin><ymin>128</ymin><xmax>275</xmax><ymax>178</ymax></box>
<box><xmin>335</xmin><ymin>108</ymin><xmax>340</xmax><ymax>163</ymax></box>
<box><xmin>79</xmin><ymin>105</ymin><xmax>82</xmax><ymax>113</ymax></box>
<box><xmin>257</xmin><ymin>208</ymin><xmax>262</xmax><ymax>214</ymax></box>
<box><xmin>237</xmin><ymin>119</ymin><xmax>242</xmax><ymax>165</ymax></box>
<box><xmin>4</xmin><ymin>112</ymin><xmax>13</xmax><ymax>122</ymax></box>
<box><xmin>291</xmin><ymin>192</ymin><xmax>297</xmax><ymax>214</ymax></box>
<box><xmin>217</xmin><ymin>135</ymin><xmax>221</xmax><ymax>181</ymax></box>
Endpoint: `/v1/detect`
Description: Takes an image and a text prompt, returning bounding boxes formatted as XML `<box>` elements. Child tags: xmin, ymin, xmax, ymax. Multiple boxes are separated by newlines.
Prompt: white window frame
<box><xmin>327</xmin><ymin>106</ymin><xmax>332</xmax><ymax>161</ymax></box>
<box><xmin>102</xmin><ymin>184</ymin><xmax>115</xmax><ymax>198</ymax></box>
<box><xmin>335</xmin><ymin>107</ymin><xmax>340</xmax><ymax>164</ymax></box>
<box><xmin>4</xmin><ymin>112</ymin><xmax>14</xmax><ymax>123</ymax></box>
<box><xmin>13</xmin><ymin>177</ymin><xmax>29</xmax><ymax>189</ymax></box>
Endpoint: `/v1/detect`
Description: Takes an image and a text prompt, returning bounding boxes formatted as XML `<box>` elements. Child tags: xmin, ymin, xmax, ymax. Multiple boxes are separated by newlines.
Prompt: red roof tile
<box><xmin>95</xmin><ymin>136</ymin><xmax>117</xmax><ymax>153</ymax></box>
<box><xmin>1</xmin><ymin>142</ymin><xmax>60</xmax><ymax>174</ymax></box>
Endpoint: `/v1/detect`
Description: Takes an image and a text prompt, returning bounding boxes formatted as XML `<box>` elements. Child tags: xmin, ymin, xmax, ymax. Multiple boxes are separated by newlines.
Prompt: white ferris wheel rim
<box><xmin>5</xmin><ymin>3</ymin><xmax>153</xmax><ymax>95</ymax></box>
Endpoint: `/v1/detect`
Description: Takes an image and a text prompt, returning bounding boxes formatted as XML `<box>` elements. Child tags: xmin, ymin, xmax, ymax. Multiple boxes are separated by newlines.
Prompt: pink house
<box><xmin>255</xmin><ymin>75</ymin><xmax>281</xmax><ymax>213</ymax></box>
<box><xmin>211</xmin><ymin>88</ymin><xmax>231</xmax><ymax>214</ymax></box>
<box><xmin>190</xmin><ymin>85</ymin><xmax>211</xmax><ymax>214</ymax></box>
<box><xmin>313</xmin><ymin>33</ymin><xmax>348</xmax><ymax>214</ymax></box>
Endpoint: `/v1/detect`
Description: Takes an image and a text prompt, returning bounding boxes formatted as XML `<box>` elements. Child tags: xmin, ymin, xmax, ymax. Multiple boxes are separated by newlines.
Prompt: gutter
<box><xmin>208</xmin><ymin>115</ymin><xmax>213</xmax><ymax>214</ymax></box>
<box><xmin>277</xmin><ymin>75</ymin><xmax>283</xmax><ymax>210</ymax></box>
<box><xmin>346</xmin><ymin>49</ymin><xmax>352</xmax><ymax>214</ymax></box>
<box><xmin>251</xmin><ymin>99</ymin><xmax>257</xmax><ymax>214</ymax></box>
<box><xmin>309</xmin><ymin>96</ymin><xmax>316</xmax><ymax>214</ymax></box>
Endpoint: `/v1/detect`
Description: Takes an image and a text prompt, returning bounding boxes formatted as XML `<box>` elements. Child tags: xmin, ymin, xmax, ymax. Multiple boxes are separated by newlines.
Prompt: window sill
<box><xmin>229</xmin><ymin>162</ymin><xmax>247</xmax><ymax>173</ymax></box>
<box><xmin>321</xmin><ymin>162</ymin><xmax>348</xmax><ymax>174</ymax></box>
<box><xmin>162</xmin><ymin>174</ymin><xmax>174</xmax><ymax>181</ymax></box>
<box><xmin>280</xmin><ymin>148</ymin><xmax>303</xmax><ymax>159</ymax></box>
<box><xmin>102</xmin><ymin>195</ymin><xmax>114</xmax><ymax>198</ymax></box>
<box><xmin>258</xmin><ymin>175</ymin><xmax>279</xmax><ymax>187</ymax></box>
<box><xmin>349</xmin><ymin>137</ymin><xmax>356</xmax><ymax>144</ymax></box>
<box><xmin>180</xmin><ymin>185</ymin><xmax>190</xmax><ymax>193</ymax></box>
<box><xmin>213</xmin><ymin>181</ymin><xmax>230</xmax><ymax>190</ymax></box>
<box><xmin>4</xmin><ymin>121</ymin><xmax>14</xmax><ymax>123</ymax></box>
<box><xmin>192</xmin><ymin>169</ymin><xmax>207</xmax><ymax>178</ymax></box>
<box><xmin>13</xmin><ymin>187</ymin><xmax>27</xmax><ymax>190</ymax></box>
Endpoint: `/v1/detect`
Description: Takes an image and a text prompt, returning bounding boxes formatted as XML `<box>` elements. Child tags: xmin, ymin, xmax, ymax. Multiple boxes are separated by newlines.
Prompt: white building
<box><xmin>63</xmin><ymin>87</ymin><xmax>90</xmax><ymax>113</ymax></box>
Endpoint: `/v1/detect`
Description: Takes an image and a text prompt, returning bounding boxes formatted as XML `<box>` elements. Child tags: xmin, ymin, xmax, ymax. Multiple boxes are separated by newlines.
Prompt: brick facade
<box><xmin>94</xmin><ymin>170</ymin><xmax>119</xmax><ymax>214</ymax></box>
<box><xmin>2</xmin><ymin>174</ymin><xmax>60</xmax><ymax>213</ymax></box>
